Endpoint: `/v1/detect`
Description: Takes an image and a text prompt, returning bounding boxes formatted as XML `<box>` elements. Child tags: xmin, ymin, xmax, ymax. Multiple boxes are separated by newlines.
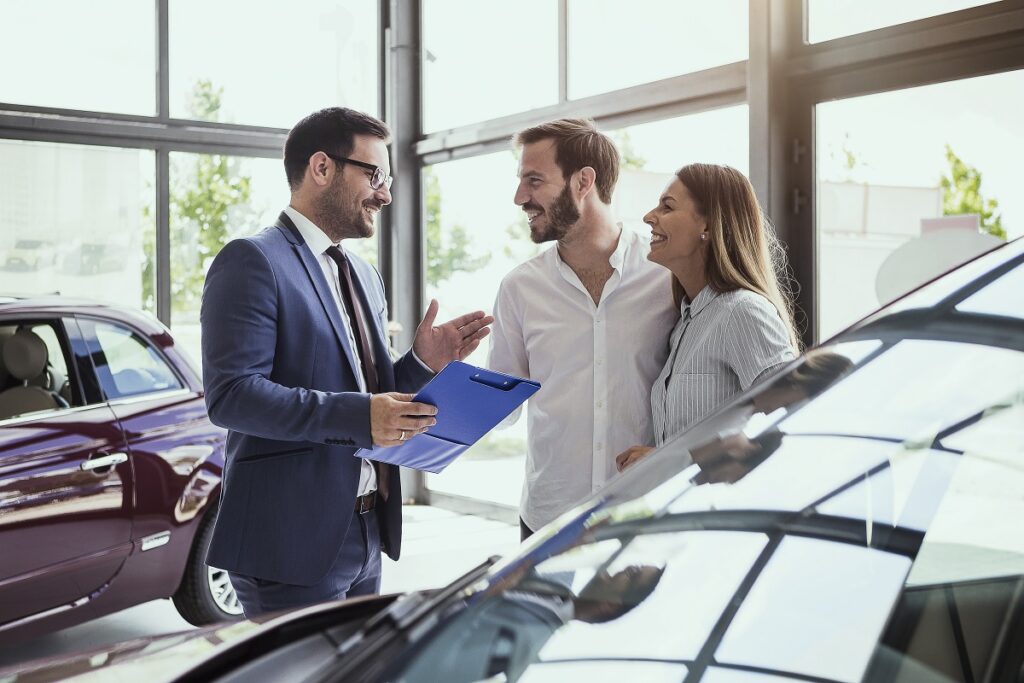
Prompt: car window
<box><xmin>717</xmin><ymin>536</ymin><xmax>913</xmax><ymax>683</ymax></box>
<box><xmin>779</xmin><ymin>339</ymin><xmax>1023</xmax><ymax>442</ymax></box>
<box><xmin>362</xmin><ymin>317</ymin><xmax>1024</xmax><ymax>683</ymax></box>
<box><xmin>91</xmin><ymin>321</ymin><xmax>183</xmax><ymax>399</ymax></box>
<box><xmin>385</xmin><ymin>530</ymin><xmax>767</xmax><ymax>683</ymax></box>
<box><xmin>0</xmin><ymin>319</ymin><xmax>77</xmax><ymax>420</ymax></box>
<box><xmin>954</xmin><ymin>264</ymin><xmax>1024</xmax><ymax>319</ymax></box>
<box><xmin>875</xmin><ymin>239</ymin><xmax>1023</xmax><ymax>317</ymax></box>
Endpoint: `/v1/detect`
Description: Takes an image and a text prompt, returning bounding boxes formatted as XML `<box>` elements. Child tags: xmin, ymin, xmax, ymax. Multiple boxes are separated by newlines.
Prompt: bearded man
<box><xmin>488</xmin><ymin>118</ymin><xmax>678</xmax><ymax>540</ymax></box>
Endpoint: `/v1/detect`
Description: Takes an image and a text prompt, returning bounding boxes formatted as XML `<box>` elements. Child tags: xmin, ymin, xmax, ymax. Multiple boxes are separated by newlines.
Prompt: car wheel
<box><xmin>172</xmin><ymin>502</ymin><xmax>245</xmax><ymax>625</ymax></box>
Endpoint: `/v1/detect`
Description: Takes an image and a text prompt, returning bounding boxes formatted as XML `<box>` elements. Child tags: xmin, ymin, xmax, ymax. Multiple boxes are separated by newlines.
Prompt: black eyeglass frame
<box><xmin>322</xmin><ymin>152</ymin><xmax>393</xmax><ymax>190</ymax></box>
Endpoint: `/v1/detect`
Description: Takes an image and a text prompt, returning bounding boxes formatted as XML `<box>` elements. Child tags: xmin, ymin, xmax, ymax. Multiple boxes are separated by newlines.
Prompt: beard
<box><xmin>314</xmin><ymin>175</ymin><xmax>377</xmax><ymax>241</ymax></box>
<box><xmin>528</xmin><ymin>184</ymin><xmax>581</xmax><ymax>243</ymax></box>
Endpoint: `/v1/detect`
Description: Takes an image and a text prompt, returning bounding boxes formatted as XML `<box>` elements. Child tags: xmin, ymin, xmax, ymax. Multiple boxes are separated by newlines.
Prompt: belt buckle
<box><xmin>357</xmin><ymin>492</ymin><xmax>375</xmax><ymax>515</ymax></box>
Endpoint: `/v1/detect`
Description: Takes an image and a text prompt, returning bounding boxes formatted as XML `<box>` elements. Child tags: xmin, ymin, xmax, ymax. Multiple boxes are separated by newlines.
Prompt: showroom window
<box><xmin>815</xmin><ymin>69</ymin><xmax>1024</xmax><ymax>339</ymax></box>
<box><xmin>567</xmin><ymin>0</ymin><xmax>748</xmax><ymax>99</ymax></box>
<box><xmin>607</xmin><ymin>105</ymin><xmax>750</xmax><ymax>233</ymax></box>
<box><xmin>421</xmin><ymin>0</ymin><xmax>559</xmax><ymax>133</ymax></box>
<box><xmin>170</xmin><ymin>0</ymin><xmax>379</xmax><ymax>127</ymax></box>
<box><xmin>0</xmin><ymin>0</ymin><xmax>156</xmax><ymax>115</ymax></box>
<box><xmin>807</xmin><ymin>0</ymin><xmax>1000</xmax><ymax>44</ymax></box>
<box><xmin>0</xmin><ymin>140</ymin><xmax>155</xmax><ymax>312</ymax></box>
<box><xmin>423</xmin><ymin>151</ymin><xmax>532</xmax><ymax>507</ymax></box>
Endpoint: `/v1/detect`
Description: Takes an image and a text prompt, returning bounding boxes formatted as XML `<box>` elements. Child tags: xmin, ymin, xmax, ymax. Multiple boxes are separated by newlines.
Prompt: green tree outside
<box><xmin>424</xmin><ymin>166</ymin><xmax>490</xmax><ymax>287</ymax></box>
<box><xmin>142</xmin><ymin>79</ymin><xmax>255</xmax><ymax>314</ymax></box>
<box><xmin>940</xmin><ymin>144</ymin><xmax>1006</xmax><ymax>240</ymax></box>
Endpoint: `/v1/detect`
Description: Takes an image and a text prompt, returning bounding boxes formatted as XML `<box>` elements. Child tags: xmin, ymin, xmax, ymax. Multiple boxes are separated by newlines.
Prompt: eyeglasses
<box><xmin>323</xmin><ymin>153</ymin><xmax>393</xmax><ymax>190</ymax></box>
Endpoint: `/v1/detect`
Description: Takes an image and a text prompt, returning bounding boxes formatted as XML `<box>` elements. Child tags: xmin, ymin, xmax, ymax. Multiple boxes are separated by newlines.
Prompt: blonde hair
<box><xmin>673</xmin><ymin>163</ymin><xmax>801</xmax><ymax>351</ymax></box>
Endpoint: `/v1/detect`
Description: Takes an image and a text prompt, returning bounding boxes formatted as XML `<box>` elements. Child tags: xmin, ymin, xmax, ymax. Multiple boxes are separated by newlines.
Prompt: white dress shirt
<box><xmin>284</xmin><ymin>206</ymin><xmax>378</xmax><ymax>496</ymax></box>
<box><xmin>488</xmin><ymin>227</ymin><xmax>678</xmax><ymax>531</ymax></box>
<box><xmin>650</xmin><ymin>286</ymin><xmax>795</xmax><ymax>446</ymax></box>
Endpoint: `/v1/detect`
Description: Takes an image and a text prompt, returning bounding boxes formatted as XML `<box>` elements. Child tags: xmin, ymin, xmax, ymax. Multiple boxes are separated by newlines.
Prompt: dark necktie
<box><xmin>325</xmin><ymin>246</ymin><xmax>379</xmax><ymax>394</ymax></box>
<box><xmin>325</xmin><ymin>246</ymin><xmax>388</xmax><ymax>499</ymax></box>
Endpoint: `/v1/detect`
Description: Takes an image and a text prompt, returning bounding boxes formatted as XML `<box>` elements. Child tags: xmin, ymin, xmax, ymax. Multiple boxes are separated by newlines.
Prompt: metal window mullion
<box><xmin>157</xmin><ymin>0</ymin><xmax>169</xmax><ymax>121</ymax></box>
<box><xmin>156</xmin><ymin>148</ymin><xmax>171</xmax><ymax>327</ymax></box>
<box><xmin>415</xmin><ymin>61</ymin><xmax>747</xmax><ymax>158</ymax></box>
<box><xmin>387</xmin><ymin>0</ymin><xmax>427</xmax><ymax>503</ymax></box>
<box><xmin>558</xmin><ymin>0</ymin><xmax>568</xmax><ymax>102</ymax></box>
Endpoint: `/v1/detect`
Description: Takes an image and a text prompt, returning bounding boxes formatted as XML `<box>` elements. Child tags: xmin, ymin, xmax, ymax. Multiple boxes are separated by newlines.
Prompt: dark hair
<box><xmin>575</xmin><ymin>565</ymin><xmax>665</xmax><ymax>624</ymax></box>
<box><xmin>283</xmin><ymin>107</ymin><xmax>391</xmax><ymax>191</ymax></box>
<box><xmin>513</xmin><ymin>118</ymin><xmax>619</xmax><ymax>204</ymax></box>
<box><xmin>774</xmin><ymin>349</ymin><xmax>854</xmax><ymax>397</ymax></box>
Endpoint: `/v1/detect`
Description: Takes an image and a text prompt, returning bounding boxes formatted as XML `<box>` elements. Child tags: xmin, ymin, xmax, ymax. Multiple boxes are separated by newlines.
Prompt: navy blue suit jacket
<box><xmin>201</xmin><ymin>215</ymin><xmax>433</xmax><ymax>586</ymax></box>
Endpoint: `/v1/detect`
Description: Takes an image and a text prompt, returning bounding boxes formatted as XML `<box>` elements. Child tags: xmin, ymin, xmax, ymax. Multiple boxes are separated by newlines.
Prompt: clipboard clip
<box><xmin>469</xmin><ymin>372</ymin><xmax>519</xmax><ymax>391</ymax></box>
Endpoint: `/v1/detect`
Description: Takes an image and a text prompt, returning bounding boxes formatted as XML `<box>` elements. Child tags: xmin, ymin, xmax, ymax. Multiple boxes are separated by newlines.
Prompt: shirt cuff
<box><xmin>410</xmin><ymin>348</ymin><xmax>434</xmax><ymax>374</ymax></box>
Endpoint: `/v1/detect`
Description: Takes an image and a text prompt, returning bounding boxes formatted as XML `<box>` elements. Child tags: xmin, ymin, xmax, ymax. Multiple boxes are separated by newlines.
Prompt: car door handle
<box><xmin>81</xmin><ymin>452</ymin><xmax>129</xmax><ymax>471</ymax></box>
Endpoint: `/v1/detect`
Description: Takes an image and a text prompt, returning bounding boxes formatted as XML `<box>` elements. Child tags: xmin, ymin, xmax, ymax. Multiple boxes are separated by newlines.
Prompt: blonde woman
<box><xmin>616</xmin><ymin>163</ymin><xmax>799</xmax><ymax>472</ymax></box>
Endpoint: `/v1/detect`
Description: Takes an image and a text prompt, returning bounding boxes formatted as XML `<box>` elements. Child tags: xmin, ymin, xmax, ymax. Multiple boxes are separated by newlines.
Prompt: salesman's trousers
<box><xmin>228</xmin><ymin>508</ymin><xmax>382</xmax><ymax>618</ymax></box>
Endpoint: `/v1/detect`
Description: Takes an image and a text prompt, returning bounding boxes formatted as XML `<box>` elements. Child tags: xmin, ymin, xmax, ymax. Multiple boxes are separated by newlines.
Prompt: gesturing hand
<box><xmin>370</xmin><ymin>392</ymin><xmax>438</xmax><ymax>448</ymax></box>
<box><xmin>615</xmin><ymin>445</ymin><xmax>654</xmax><ymax>472</ymax></box>
<box><xmin>412</xmin><ymin>299</ymin><xmax>494</xmax><ymax>373</ymax></box>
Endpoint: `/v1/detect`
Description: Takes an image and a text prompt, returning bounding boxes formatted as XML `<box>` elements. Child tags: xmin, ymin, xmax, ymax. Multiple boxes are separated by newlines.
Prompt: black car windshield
<box><xmin>348</xmin><ymin>244</ymin><xmax>1024</xmax><ymax>683</ymax></box>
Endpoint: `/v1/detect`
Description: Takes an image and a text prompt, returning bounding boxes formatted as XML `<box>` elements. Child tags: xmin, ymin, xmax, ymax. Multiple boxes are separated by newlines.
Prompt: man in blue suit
<box><xmin>201</xmin><ymin>107</ymin><xmax>493</xmax><ymax>616</ymax></box>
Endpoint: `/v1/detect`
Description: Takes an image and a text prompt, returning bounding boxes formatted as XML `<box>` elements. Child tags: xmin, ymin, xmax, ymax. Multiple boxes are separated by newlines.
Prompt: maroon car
<box><xmin>0</xmin><ymin>296</ymin><xmax>238</xmax><ymax>644</ymax></box>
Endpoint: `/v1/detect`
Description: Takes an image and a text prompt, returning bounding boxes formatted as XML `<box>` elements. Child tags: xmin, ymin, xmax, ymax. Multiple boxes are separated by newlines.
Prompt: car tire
<box><xmin>172</xmin><ymin>502</ymin><xmax>245</xmax><ymax>625</ymax></box>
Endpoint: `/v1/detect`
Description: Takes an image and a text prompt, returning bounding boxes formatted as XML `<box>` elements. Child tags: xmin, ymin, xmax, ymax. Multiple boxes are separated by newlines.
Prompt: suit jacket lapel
<box><xmin>275</xmin><ymin>214</ymin><xmax>362</xmax><ymax>384</ymax></box>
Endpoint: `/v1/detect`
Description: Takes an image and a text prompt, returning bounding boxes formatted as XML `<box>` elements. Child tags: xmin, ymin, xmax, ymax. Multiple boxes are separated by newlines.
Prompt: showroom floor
<box><xmin>0</xmin><ymin>505</ymin><xmax>518</xmax><ymax>670</ymax></box>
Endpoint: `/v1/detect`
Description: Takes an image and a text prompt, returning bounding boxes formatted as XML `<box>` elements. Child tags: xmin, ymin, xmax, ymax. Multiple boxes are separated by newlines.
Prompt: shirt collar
<box><xmin>551</xmin><ymin>223</ymin><xmax>631</xmax><ymax>274</ymax></box>
<box><xmin>683</xmin><ymin>284</ymin><xmax>721</xmax><ymax>318</ymax></box>
<box><xmin>284</xmin><ymin>205</ymin><xmax>338</xmax><ymax>256</ymax></box>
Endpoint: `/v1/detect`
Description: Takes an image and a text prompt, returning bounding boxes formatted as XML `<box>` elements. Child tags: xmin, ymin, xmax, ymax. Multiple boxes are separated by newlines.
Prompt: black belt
<box><xmin>354</xmin><ymin>491</ymin><xmax>377</xmax><ymax>514</ymax></box>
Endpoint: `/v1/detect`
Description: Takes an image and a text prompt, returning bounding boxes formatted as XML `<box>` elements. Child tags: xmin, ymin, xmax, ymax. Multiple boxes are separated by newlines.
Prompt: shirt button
<box><xmin>596</xmin><ymin>359</ymin><xmax>603</xmax><ymax>366</ymax></box>
<box><xmin>596</xmin><ymin>443</ymin><xmax>603</xmax><ymax>450</ymax></box>
<box><xmin>596</xmin><ymin>401</ymin><xmax>603</xmax><ymax>408</ymax></box>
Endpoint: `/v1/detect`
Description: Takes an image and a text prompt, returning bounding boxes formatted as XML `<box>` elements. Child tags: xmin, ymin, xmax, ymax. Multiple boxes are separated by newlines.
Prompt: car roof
<box><xmin>0</xmin><ymin>295</ymin><xmax>169</xmax><ymax>336</ymax></box>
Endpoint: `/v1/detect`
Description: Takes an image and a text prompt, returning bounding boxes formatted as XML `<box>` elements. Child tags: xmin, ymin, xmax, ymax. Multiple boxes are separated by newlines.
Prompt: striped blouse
<box><xmin>651</xmin><ymin>286</ymin><xmax>796</xmax><ymax>446</ymax></box>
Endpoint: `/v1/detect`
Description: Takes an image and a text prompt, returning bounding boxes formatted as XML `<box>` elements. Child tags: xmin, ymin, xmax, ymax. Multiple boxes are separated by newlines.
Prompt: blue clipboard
<box><xmin>354</xmin><ymin>361</ymin><xmax>540</xmax><ymax>474</ymax></box>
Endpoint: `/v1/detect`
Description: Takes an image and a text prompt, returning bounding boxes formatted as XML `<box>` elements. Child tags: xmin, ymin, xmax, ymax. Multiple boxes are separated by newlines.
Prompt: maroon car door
<box><xmin>0</xmin><ymin>317</ymin><xmax>133</xmax><ymax>628</ymax></box>
<box><xmin>77</xmin><ymin>317</ymin><xmax>219</xmax><ymax>551</ymax></box>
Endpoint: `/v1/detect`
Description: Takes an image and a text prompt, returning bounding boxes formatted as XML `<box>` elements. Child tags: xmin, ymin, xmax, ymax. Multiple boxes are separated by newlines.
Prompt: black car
<box><xmin>3</xmin><ymin>238</ymin><xmax>1023</xmax><ymax>683</ymax></box>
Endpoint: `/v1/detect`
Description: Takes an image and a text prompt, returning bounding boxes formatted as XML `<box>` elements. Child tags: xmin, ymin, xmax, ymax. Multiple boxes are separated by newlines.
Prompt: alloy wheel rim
<box><xmin>208</xmin><ymin>566</ymin><xmax>244</xmax><ymax>616</ymax></box>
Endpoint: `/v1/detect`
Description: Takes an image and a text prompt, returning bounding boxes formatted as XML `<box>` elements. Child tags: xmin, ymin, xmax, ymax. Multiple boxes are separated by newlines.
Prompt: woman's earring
<box><xmin>700</xmin><ymin>233</ymin><xmax>707</xmax><ymax>241</ymax></box>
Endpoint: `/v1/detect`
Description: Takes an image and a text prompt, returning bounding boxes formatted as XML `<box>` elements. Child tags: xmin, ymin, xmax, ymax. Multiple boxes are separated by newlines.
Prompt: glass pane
<box><xmin>168</xmin><ymin>153</ymin><xmax>292</xmax><ymax>368</ymax></box>
<box><xmin>815</xmin><ymin>70</ymin><xmax>1024</xmax><ymax>340</ymax></box>
<box><xmin>568</xmin><ymin>0</ymin><xmax>748</xmax><ymax>99</ymax></box>
<box><xmin>667</xmin><ymin>435</ymin><xmax>901</xmax><ymax>515</ymax></box>
<box><xmin>608</xmin><ymin>105</ymin><xmax>749</xmax><ymax>235</ymax></box>
<box><xmin>780</xmin><ymin>340</ymin><xmax>1024</xmax><ymax>442</ymax></box>
<box><xmin>869</xmin><ymin>395</ymin><xmax>1024</xmax><ymax>681</ymax></box>
<box><xmin>808</xmin><ymin>0</ymin><xmax>998</xmax><ymax>44</ymax></box>
<box><xmin>0</xmin><ymin>140</ymin><xmax>154</xmax><ymax>310</ymax></box>
<box><xmin>423</xmin><ymin>152</ymin><xmax>534</xmax><ymax>505</ymax></box>
<box><xmin>955</xmin><ymin>264</ymin><xmax>1024</xmax><ymax>319</ymax></box>
<box><xmin>716</xmin><ymin>536</ymin><xmax>912</xmax><ymax>683</ymax></box>
<box><xmin>907</xmin><ymin>400</ymin><xmax>1024</xmax><ymax>586</ymax></box>
<box><xmin>93</xmin><ymin>322</ymin><xmax>183</xmax><ymax>398</ymax></box>
<box><xmin>0</xmin><ymin>1</ymin><xmax>155</xmax><ymax>115</ymax></box>
<box><xmin>536</xmin><ymin>532</ymin><xmax>767</xmax><ymax>662</ymax></box>
<box><xmin>422</xmin><ymin>0</ymin><xmax>558</xmax><ymax>133</ymax></box>
<box><xmin>170</xmin><ymin>0</ymin><xmax>378</xmax><ymax>128</ymax></box>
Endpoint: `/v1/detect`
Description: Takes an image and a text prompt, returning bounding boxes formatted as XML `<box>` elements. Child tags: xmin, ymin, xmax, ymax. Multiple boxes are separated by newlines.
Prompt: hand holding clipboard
<box><xmin>354</xmin><ymin>361</ymin><xmax>539</xmax><ymax>474</ymax></box>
